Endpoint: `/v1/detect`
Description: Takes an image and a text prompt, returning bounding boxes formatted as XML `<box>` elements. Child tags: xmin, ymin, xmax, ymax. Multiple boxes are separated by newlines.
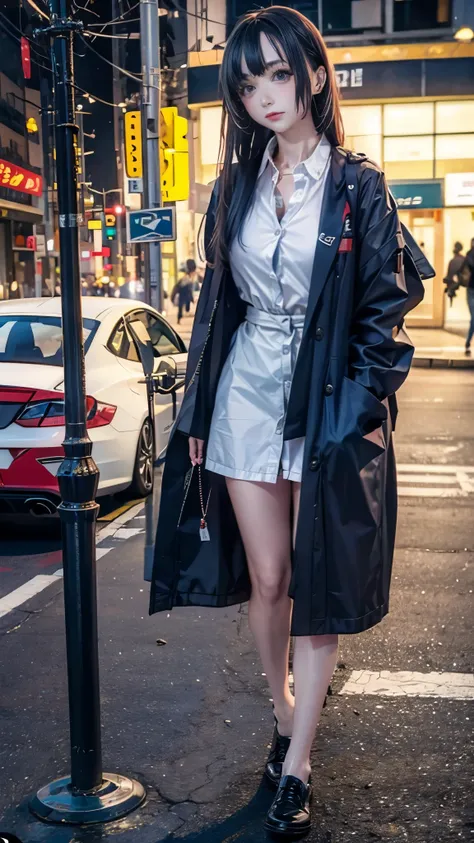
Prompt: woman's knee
<box><xmin>249</xmin><ymin>563</ymin><xmax>291</xmax><ymax>605</ymax></box>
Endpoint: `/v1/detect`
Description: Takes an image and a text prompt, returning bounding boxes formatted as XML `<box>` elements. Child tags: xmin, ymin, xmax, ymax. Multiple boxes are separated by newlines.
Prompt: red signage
<box><xmin>0</xmin><ymin>159</ymin><xmax>42</xmax><ymax>197</ymax></box>
<box><xmin>21</xmin><ymin>37</ymin><xmax>31</xmax><ymax>80</ymax></box>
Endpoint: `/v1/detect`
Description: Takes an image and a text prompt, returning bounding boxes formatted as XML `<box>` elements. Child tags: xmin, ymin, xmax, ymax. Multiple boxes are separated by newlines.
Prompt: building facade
<box><xmin>186</xmin><ymin>0</ymin><xmax>474</xmax><ymax>330</ymax></box>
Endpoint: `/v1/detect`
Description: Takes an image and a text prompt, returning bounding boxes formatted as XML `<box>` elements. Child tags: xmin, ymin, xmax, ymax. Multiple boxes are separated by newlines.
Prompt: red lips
<box><xmin>265</xmin><ymin>112</ymin><xmax>284</xmax><ymax>120</ymax></box>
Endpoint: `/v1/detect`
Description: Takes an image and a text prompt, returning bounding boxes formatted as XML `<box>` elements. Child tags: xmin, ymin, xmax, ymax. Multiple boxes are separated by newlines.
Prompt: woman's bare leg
<box><xmin>281</xmin><ymin>482</ymin><xmax>339</xmax><ymax>783</ymax></box>
<box><xmin>226</xmin><ymin>476</ymin><xmax>295</xmax><ymax>736</ymax></box>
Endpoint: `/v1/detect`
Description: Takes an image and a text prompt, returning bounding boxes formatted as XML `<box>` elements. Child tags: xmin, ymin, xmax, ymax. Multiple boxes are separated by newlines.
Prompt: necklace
<box><xmin>198</xmin><ymin>464</ymin><xmax>212</xmax><ymax>541</ymax></box>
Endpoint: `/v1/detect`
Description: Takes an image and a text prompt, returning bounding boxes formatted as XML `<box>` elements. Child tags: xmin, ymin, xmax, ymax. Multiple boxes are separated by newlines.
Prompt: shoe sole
<box><xmin>264</xmin><ymin>820</ymin><xmax>311</xmax><ymax>838</ymax></box>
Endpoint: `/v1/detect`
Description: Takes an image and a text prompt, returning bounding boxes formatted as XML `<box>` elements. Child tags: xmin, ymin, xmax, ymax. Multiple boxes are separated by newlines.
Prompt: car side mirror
<box><xmin>153</xmin><ymin>356</ymin><xmax>178</xmax><ymax>393</ymax></box>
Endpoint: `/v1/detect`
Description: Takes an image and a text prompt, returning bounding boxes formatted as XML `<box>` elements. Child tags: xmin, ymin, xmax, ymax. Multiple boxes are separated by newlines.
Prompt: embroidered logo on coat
<box><xmin>319</xmin><ymin>233</ymin><xmax>335</xmax><ymax>246</ymax></box>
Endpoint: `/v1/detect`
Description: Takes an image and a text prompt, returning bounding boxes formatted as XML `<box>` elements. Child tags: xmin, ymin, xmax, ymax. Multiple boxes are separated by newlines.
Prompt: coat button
<box><xmin>315</xmin><ymin>327</ymin><xmax>324</xmax><ymax>341</ymax></box>
<box><xmin>310</xmin><ymin>457</ymin><xmax>320</xmax><ymax>470</ymax></box>
<box><xmin>324</xmin><ymin>384</ymin><xmax>334</xmax><ymax>395</ymax></box>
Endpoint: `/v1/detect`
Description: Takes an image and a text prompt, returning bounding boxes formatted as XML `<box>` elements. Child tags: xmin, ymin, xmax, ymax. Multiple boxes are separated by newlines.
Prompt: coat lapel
<box><xmin>302</xmin><ymin>150</ymin><xmax>348</xmax><ymax>340</ymax></box>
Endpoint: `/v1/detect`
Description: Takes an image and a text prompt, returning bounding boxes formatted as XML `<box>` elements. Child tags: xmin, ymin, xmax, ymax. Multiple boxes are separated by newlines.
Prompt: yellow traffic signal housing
<box><xmin>160</xmin><ymin>106</ymin><xmax>189</xmax><ymax>201</ymax></box>
<box><xmin>105</xmin><ymin>213</ymin><xmax>116</xmax><ymax>227</ymax></box>
<box><xmin>124</xmin><ymin>110</ymin><xmax>143</xmax><ymax>178</ymax></box>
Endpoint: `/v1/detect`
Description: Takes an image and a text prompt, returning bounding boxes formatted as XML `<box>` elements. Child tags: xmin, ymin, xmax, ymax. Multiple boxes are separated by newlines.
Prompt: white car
<box><xmin>0</xmin><ymin>296</ymin><xmax>187</xmax><ymax>517</ymax></box>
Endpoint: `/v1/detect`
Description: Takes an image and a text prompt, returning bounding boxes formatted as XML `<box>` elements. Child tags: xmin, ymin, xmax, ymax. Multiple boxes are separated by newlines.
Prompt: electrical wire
<box><xmin>24</xmin><ymin>0</ymin><xmax>49</xmax><ymax>22</ymax></box>
<box><xmin>73</xmin><ymin>84</ymin><xmax>128</xmax><ymax>108</ymax></box>
<box><xmin>83</xmin><ymin>29</ymin><xmax>133</xmax><ymax>39</ymax></box>
<box><xmin>82</xmin><ymin>1</ymin><xmax>140</xmax><ymax>29</ymax></box>
<box><xmin>86</xmin><ymin>16</ymin><xmax>140</xmax><ymax>28</ymax></box>
<box><xmin>0</xmin><ymin>10</ymin><xmax>51</xmax><ymax>64</ymax></box>
<box><xmin>0</xmin><ymin>16</ymin><xmax>53</xmax><ymax>76</ymax></box>
<box><xmin>78</xmin><ymin>33</ymin><xmax>143</xmax><ymax>80</ymax></box>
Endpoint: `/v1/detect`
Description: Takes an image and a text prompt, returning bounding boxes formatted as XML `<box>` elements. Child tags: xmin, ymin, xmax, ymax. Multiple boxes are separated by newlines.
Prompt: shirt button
<box><xmin>274</xmin><ymin>229</ymin><xmax>280</xmax><ymax>236</ymax></box>
<box><xmin>325</xmin><ymin>384</ymin><xmax>334</xmax><ymax>396</ymax></box>
<box><xmin>315</xmin><ymin>327</ymin><xmax>324</xmax><ymax>341</ymax></box>
<box><xmin>282</xmin><ymin>345</ymin><xmax>289</xmax><ymax>354</ymax></box>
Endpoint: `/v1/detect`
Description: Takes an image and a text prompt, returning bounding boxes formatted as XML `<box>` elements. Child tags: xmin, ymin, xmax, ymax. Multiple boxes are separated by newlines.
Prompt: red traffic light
<box><xmin>114</xmin><ymin>204</ymin><xmax>125</xmax><ymax>215</ymax></box>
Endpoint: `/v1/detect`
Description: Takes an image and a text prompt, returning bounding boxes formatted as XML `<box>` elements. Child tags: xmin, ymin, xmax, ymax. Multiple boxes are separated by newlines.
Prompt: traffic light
<box><xmin>104</xmin><ymin>211</ymin><xmax>117</xmax><ymax>240</ymax></box>
<box><xmin>160</xmin><ymin>106</ymin><xmax>189</xmax><ymax>202</ymax></box>
<box><xmin>124</xmin><ymin>111</ymin><xmax>143</xmax><ymax>178</ymax></box>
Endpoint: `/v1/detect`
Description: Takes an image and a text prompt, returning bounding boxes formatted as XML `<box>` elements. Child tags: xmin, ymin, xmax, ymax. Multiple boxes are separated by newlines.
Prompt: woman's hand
<box><xmin>189</xmin><ymin>437</ymin><xmax>205</xmax><ymax>466</ymax></box>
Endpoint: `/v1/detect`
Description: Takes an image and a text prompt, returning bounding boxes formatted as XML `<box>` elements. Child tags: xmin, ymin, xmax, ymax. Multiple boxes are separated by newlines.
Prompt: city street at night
<box><xmin>1</xmin><ymin>0</ymin><xmax>474</xmax><ymax>840</ymax></box>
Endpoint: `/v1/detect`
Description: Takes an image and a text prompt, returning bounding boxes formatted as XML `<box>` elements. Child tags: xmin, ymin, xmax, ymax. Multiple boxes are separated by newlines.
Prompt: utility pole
<box><xmin>30</xmin><ymin>0</ymin><xmax>145</xmax><ymax>823</ymax></box>
<box><xmin>140</xmin><ymin>0</ymin><xmax>163</xmax><ymax>312</ymax></box>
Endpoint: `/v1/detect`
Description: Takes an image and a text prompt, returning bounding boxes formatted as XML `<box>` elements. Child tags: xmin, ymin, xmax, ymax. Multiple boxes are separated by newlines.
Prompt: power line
<box><xmin>73</xmin><ymin>84</ymin><xmax>126</xmax><ymax>108</ymax></box>
<box><xmin>0</xmin><ymin>10</ymin><xmax>51</xmax><ymax>63</ymax></box>
<box><xmin>78</xmin><ymin>33</ymin><xmax>142</xmax><ymax>81</ymax></box>
<box><xmin>85</xmin><ymin>1</ymin><xmax>140</xmax><ymax>28</ymax></box>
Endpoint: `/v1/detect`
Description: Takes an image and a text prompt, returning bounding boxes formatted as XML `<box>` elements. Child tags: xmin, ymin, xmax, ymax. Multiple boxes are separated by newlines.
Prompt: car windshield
<box><xmin>0</xmin><ymin>315</ymin><xmax>99</xmax><ymax>366</ymax></box>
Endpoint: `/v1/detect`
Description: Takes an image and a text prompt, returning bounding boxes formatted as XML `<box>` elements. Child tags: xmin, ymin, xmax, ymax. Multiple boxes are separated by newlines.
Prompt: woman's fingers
<box><xmin>189</xmin><ymin>437</ymin><xmax>205</xmax><ymax>466</ymax></box>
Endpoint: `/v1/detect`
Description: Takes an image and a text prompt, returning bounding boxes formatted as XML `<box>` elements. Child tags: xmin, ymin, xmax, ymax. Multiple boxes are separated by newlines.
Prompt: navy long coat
<box><xmin>149</xmin><ymin>148</ymin><xmax>434</xmax><ymax>636</ymax></box>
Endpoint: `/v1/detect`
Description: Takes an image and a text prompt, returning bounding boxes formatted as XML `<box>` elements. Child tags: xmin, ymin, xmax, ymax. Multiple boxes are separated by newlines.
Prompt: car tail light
<box><xmin>15</xmin><ymin>391</ymin><xmax>116</xmax><ymax>429</ymax></box>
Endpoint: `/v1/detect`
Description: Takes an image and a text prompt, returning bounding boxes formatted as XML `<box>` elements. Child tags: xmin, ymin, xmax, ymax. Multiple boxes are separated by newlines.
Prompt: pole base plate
<box><xmin>29</xmin><ymin>773</ymin><xmax>146</xmax><ymax>825</ymax></box>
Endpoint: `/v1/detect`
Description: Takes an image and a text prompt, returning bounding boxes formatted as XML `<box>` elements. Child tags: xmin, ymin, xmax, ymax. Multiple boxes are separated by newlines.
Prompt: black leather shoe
<box><xmin>265</xmin><ymin>774</ymin><xmax>312</xmax><ymax>837</ymax></box>
<box><xmin>265</xmin><ymin>716</ymin><xmax>291</xmax><ymax>788</ymax></box>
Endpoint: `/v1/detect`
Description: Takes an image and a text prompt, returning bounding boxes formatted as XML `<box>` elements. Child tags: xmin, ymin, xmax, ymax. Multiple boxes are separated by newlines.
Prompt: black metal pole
<box><xmin>30</xmin><ymin>0</ymin><xmax>145</xmax><ymax>823</ymax></box>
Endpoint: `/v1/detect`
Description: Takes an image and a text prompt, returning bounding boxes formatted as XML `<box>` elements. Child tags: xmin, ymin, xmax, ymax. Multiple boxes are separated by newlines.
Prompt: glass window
<box><xmin>341</xmin><ymin>104</ymin><xmax>382</xmax><ymax>137</ymax></box>
<box><xmin>144</xmin><ymin>312</ymin><xmax>183</xmax><ymax>357</ymax></box>
<box><xmin>436</xmin><ymin>102</ymin><xmax>474</xmax><ymax>134</ymax></box>
<box><xmin>0</xmin><ymin>316</ymin><xmax>98</xmax><ymax>366</ymax></box>
<box><xmin>384</xmin><ymin>135</ymin><xmax>434</xmax><ymax>180</ymax></box>
<box><xmin>345</xmin><ymin>134</ymin><xmax>382</xmax><ymax>165</ymax></box>
<box><xmin>435</xmin><ymin>134</ymin><xmax>474</xmax><ymax>160</ymax></box>
<box><xmin>384</xmin><ymin>135</ymin><xmax>434</xmax><ymax>162</ymax></box>
<box><xmin>394</xmin><ymin>0</ymin><xmax>451</xmax><ymax>31</ymax></box>
<box><xmin>384</xmin><ymin>102</ymin><xmax>434</xmax><ymax>136</ymax></box>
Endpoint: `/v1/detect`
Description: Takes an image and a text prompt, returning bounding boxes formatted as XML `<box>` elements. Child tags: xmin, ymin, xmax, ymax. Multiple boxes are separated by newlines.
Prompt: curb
<box><xmin>413</xmin><ymin>355</ymin><xmax>474</xmax><ymax>369</ymax></box>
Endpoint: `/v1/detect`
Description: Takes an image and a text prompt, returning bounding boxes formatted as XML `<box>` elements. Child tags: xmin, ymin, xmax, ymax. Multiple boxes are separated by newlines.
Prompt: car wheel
<box><xmin>130</xmin><ymin>419</ymin><xmax>154</xmax><ymax>497</ymax></box>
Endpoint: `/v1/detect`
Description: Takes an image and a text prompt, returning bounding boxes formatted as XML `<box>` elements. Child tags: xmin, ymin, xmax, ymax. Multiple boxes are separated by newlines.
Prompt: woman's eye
<box><xmin>273</xmin><ymin>69</ymin><xmax>291</xmax><ymax>82</ymax></box>
<box><xmin>240</xmin><ymin>84</ymin><xmax>255</xmax><ymax>96</ymax></box>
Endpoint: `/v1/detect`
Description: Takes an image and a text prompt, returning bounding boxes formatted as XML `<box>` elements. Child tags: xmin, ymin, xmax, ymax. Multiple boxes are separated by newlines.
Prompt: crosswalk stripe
<box><xmin>339</xmin><ymin>670</ymin><xmax>474</xmax><ymax>700</ymax></box>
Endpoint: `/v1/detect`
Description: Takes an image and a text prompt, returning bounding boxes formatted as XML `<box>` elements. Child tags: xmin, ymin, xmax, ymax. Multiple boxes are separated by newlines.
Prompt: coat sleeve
<box><xmin>349</xmin><ymin>166</ymin><xmax>424</xmax><ymax>401</ymax></box>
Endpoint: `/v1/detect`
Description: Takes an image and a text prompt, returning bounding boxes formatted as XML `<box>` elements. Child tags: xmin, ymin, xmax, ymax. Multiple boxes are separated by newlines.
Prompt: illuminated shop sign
<box><xmin>0</xmin><ymin>159</ymin><xmax>43</xmax><ymax>197</ymax></box>
<box><xmin>389</xmin><ymin>180</ymin><xmax>443</xmax><ymax>209</ymax></box>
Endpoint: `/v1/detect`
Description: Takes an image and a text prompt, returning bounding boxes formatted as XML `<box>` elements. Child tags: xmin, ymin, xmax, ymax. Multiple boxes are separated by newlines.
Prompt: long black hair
<box><xmin>209</xmin><ymin>6</ymin><xmax>344</xmax><ymax>266</ymax></box>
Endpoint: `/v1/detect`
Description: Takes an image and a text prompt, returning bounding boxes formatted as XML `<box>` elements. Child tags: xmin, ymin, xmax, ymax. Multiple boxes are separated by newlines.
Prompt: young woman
<box><xmin>150</xmin><ymin>7</ymin><xmax>433</xmax><ymax>837</ymax></box>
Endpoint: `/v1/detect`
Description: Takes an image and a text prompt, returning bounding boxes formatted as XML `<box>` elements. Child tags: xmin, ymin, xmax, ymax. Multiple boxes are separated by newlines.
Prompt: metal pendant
<box><xmin>200</xmin><ymin>522</ymin><xmax>210</xmax><ymax>542</ymax></box>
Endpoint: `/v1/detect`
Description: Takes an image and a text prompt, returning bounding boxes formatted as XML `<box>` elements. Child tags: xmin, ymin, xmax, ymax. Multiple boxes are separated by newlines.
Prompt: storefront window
<box><xmin>384</xmin><ymin>102</ymin><xmax>434</xmax><ymax>136</ymax></box>
<box><xmin>435</xmin><ymin>134</ymin><xmax>474</xmax><ymax>177</ymax></box>
<box><xmin>435</xmin><ymin>101</ymin><xmax>474</xmax><ymax>134</ymax></box>
<box><xmin>384</xmin><ymin>135</ymin><xmax>434</xmax><ymax>179</ymax></box>
<box><xmin>393</xmin><ymin>0</ymin><xmax>451</xmax><ymax>31</ymax></box>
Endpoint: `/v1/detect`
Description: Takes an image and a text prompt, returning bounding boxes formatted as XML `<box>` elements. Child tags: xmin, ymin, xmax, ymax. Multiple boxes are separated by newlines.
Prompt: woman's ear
<box><xmin>312</xmin><ymin>65</ymin><xmax>327</xmax><ymax>95</ymax></box>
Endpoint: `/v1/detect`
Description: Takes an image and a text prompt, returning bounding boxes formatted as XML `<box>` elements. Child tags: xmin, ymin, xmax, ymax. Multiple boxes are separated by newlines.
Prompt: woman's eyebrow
<box><xmin>240</xmin><ymin>58</ymin><xmax>287</xmax><ymax>81</ymax></box>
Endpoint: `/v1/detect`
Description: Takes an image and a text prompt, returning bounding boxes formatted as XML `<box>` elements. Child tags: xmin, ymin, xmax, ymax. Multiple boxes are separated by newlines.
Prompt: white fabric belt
<box><xmin>245</xmin><ymin>305</ymin><xmax>305</xmax><ymax>335</ymax></box>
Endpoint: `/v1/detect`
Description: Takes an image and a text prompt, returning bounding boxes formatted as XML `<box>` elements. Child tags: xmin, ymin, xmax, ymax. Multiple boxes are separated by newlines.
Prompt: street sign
<box><xmin>127</xmin><ymin>207</ymin><xmax>176</xmax><ymax>243</ymax></box>
<box><xmin>128</xmin><ymin>177</ymin><xmax>143</xmax><ymax>193</ymax></box>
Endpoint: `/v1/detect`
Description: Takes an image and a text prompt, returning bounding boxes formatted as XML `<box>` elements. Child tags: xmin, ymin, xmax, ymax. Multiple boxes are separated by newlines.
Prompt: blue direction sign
<box><xmin>127</xmin><ymin>207</ymin><xmax>176</xmax><ymax>243</ymax></box>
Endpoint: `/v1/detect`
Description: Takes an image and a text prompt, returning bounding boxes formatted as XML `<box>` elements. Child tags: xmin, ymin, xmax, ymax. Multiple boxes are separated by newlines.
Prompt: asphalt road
<box><xmin>0</xmin><ymin>365</ymin><xmax>472</xmax><ymax>843</ymax></box>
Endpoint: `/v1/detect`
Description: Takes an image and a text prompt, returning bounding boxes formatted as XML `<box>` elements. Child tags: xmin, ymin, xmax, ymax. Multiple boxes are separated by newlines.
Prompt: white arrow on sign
<box><xmin>139</xmin><ymin>214</ymin><xmax>169</xmax><ymax>232</ymax></box>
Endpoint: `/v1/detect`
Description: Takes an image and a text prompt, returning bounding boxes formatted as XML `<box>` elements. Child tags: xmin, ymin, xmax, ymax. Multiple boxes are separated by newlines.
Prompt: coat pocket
<box><xmin>323</xmin><ymin>373</ymin><xmax>388</xmax><ymax>467</ymax></box>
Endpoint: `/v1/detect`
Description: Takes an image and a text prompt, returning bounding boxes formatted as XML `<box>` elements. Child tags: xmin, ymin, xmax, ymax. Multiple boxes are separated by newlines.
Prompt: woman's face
<box><xmin>238</xmin><ymin>33</ymin><xmax>324</xmax><ymax>134</ymax></box>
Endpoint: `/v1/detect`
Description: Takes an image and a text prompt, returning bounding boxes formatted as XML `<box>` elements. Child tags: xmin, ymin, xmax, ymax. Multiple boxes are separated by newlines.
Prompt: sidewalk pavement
<box><xmin>165</xmin><ymin>304</ymin><xmax>474</xmax><ymax>370</ymax></box>
<box><xmin>410</xmin><ymin>328</ymin><xmax>474</xmax><ymax>369</ymax></box>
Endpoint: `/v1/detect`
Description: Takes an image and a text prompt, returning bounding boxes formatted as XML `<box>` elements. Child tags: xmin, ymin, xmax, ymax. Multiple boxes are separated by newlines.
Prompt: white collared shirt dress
<box><xmin>205</xmin><ymin>135</ymin><xmax>332</xmax><ymax>484</ymax></box>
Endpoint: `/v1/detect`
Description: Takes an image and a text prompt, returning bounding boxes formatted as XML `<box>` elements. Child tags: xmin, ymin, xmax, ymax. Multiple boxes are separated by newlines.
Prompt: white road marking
<box><xmin>0</xmin><ymin>503</ymin><xmax>144</xmax><ymax>620</ymax></box>
<box><xmin>398</xmin><ymin>463</ymin><xmax>474</xmax><ymax>498</ymax></box>
<box><xmin>0</xmin><ymin>575</ymin><xmax>61</xmax><ymax>619</ymax></box>
<box><xmin>339</xmin><ymin>670</ymin><xmax>474</xmax><ymax>700</ymax></box>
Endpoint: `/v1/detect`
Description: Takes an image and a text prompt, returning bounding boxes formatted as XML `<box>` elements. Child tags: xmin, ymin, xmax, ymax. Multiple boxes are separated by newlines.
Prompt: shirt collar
<box><xmin>257</xmin><ymin>134</ymin><xmax>332</xmax><ymax>181</ymax></box>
